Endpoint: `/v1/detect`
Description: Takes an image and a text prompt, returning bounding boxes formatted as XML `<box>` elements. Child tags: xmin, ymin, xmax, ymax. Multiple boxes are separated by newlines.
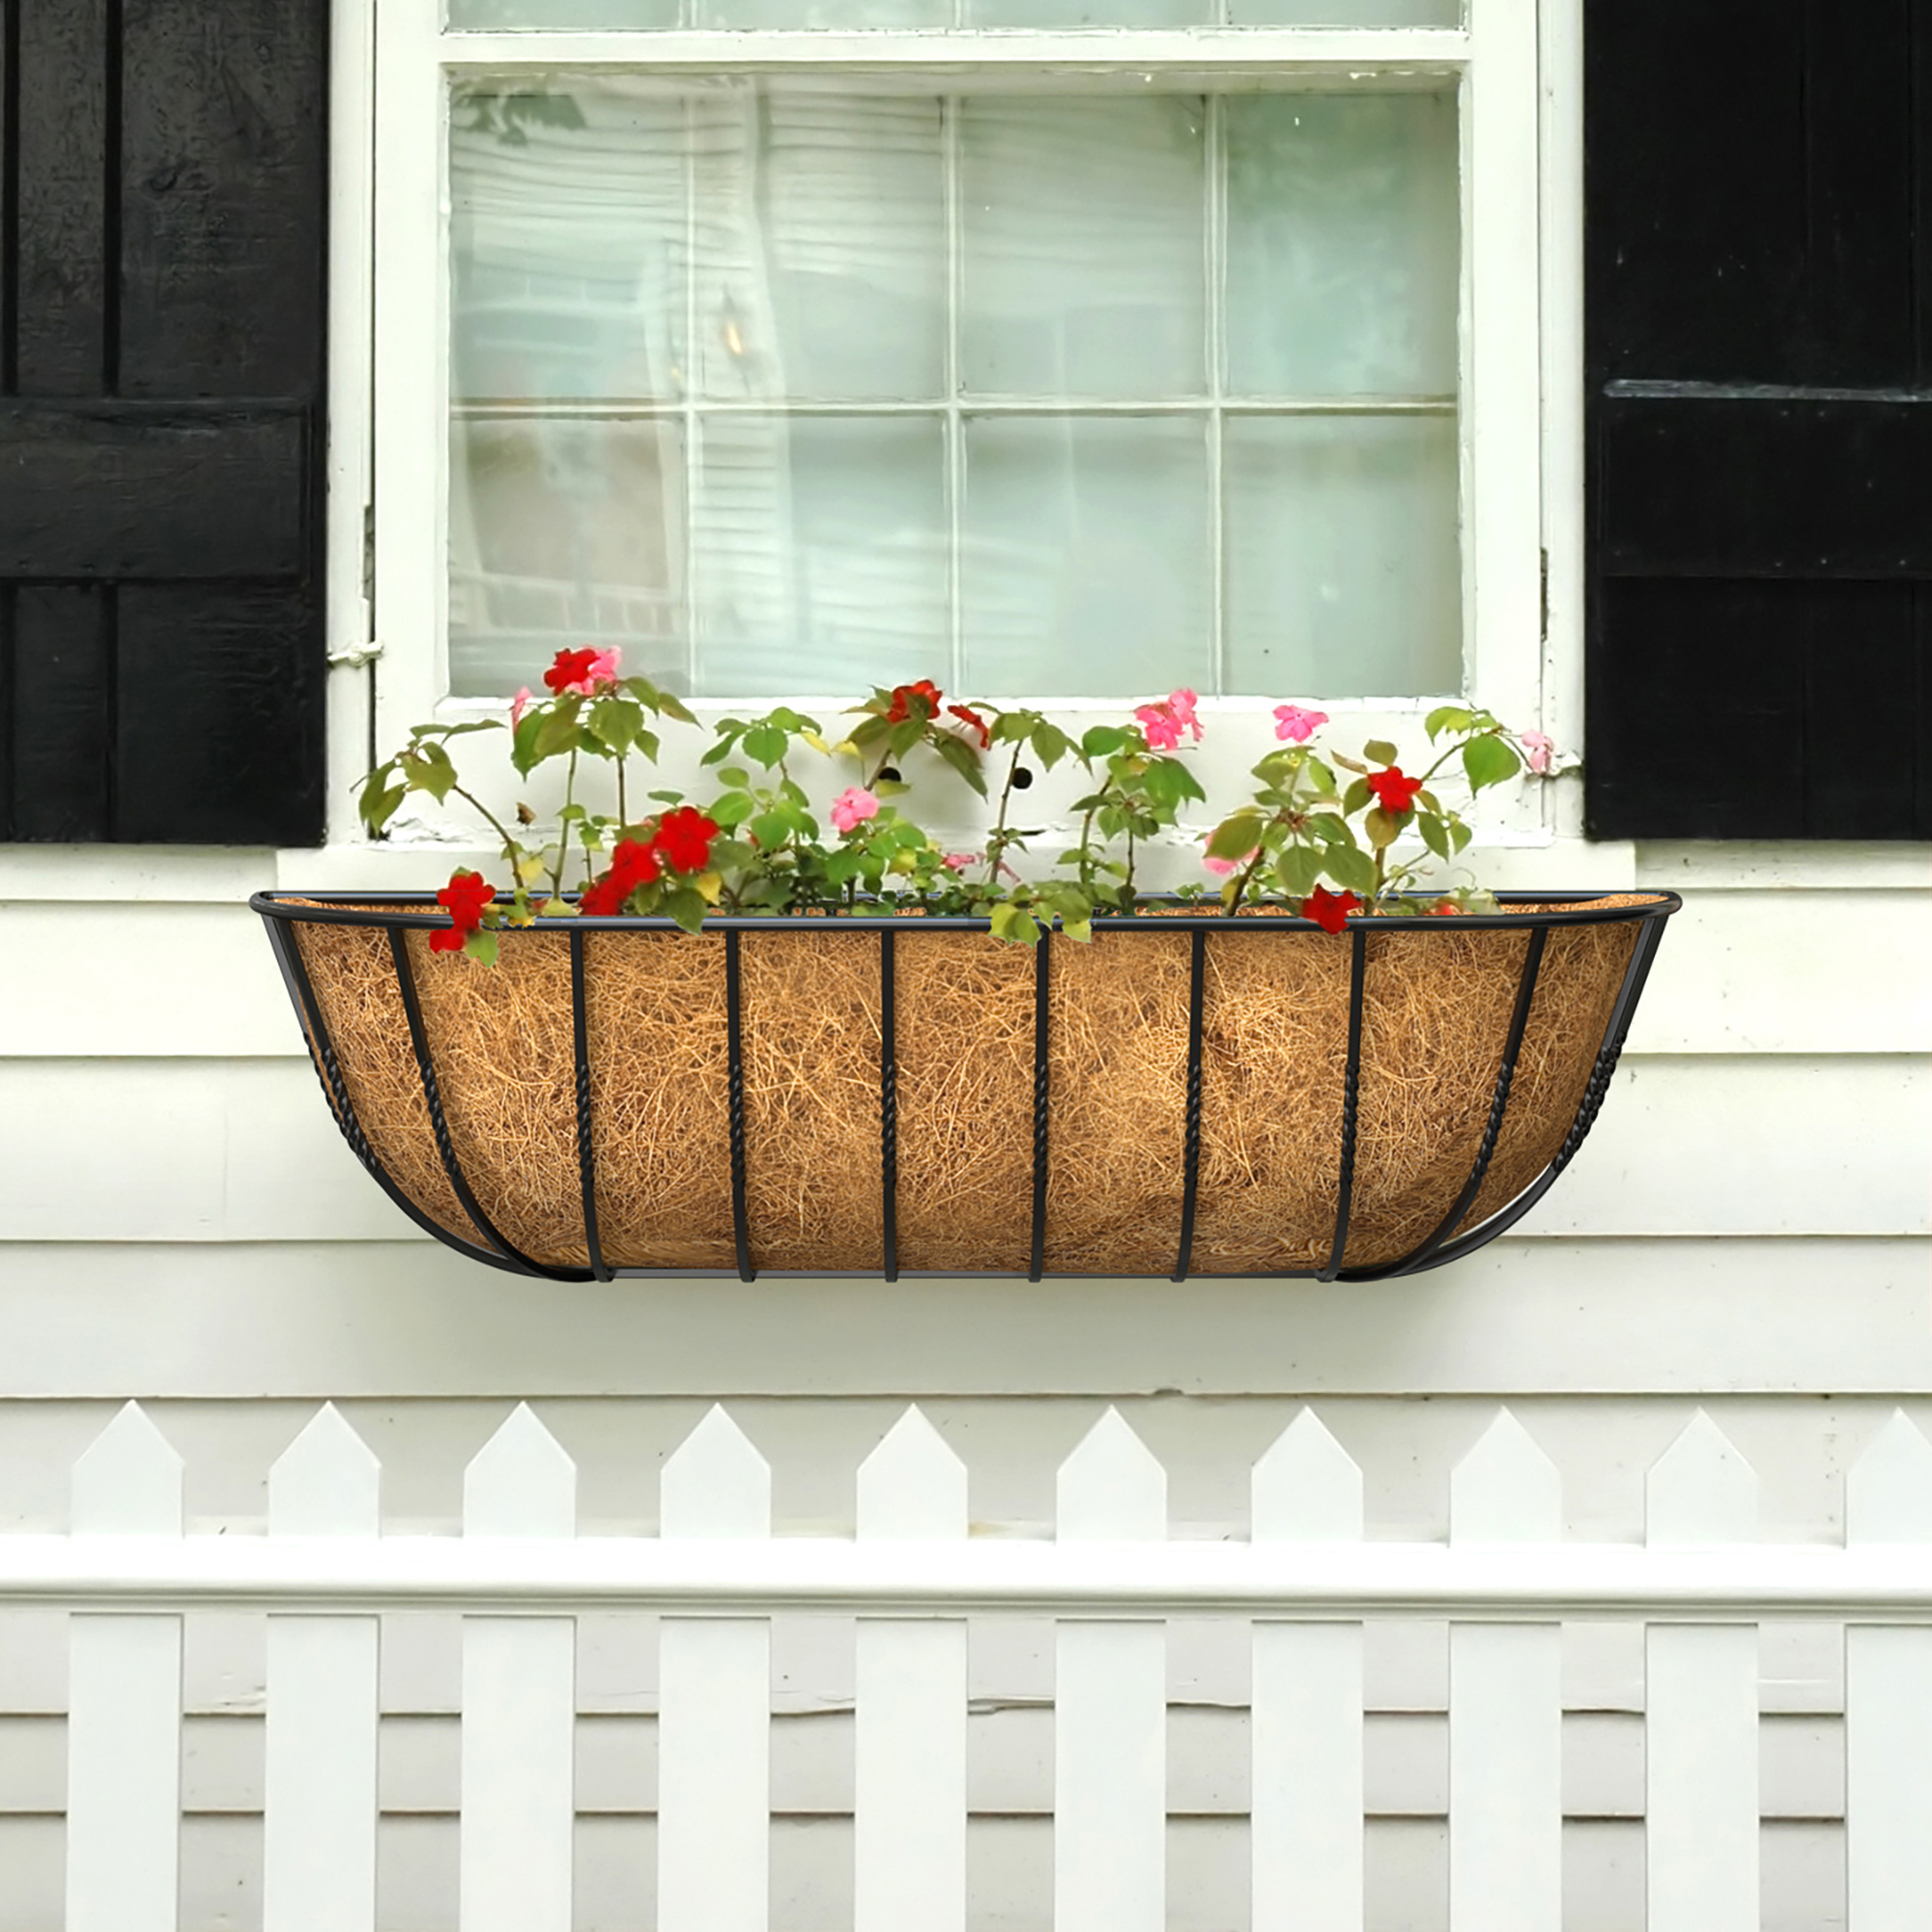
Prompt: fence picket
<box><xmin>1056</xmin><ymin>1408</ymin><xmax>1166</xmax><ymax>1932</ymax></box>
<box><xmin>67</xmin><ymin>1403</ymin><xmax>184</xmax><ymax>1932</ymax></box>
<box><xmin>1846</xmin><ymin>1411</ymin><xmax>1932</xmax><ymax>1931</ymax></box>
<box><xmin>1447</xmin><ymin>1410</ymin><xmax>1561</xmax><ymax>1932</ymax></box>
<box><xmin>1645</xmin><ymin>1411</ymin><xmax>1758</xmax><ymax>1932</ymax></box>
<box><xmin>265</xmin><ymin>1406</ymin><xmax>381</xmax><ymax>1932</ymax></box>
<box><xmin>855</xmin><ymin>1408</ymin><xmax>968</xmax><ymax>1932</ymax></box>
<box><xmin>461</xmin><ymin>1405</ymin><xmax>577</xmax><ymax>1932</ymax></box>
<box><xmin>659</xmin><ymin>1406</ymin><xmax>773</xmax><ymax>1932</ymax></box>
<box><xmin>1251</xmin><ymin>1410</ymin><xmax>1364</xmax><ymax>1932</ymax></box>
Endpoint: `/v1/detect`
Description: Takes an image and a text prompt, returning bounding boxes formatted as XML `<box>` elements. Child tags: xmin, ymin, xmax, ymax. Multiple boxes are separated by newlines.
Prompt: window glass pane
<box><xmin>1230</xmin><ymin>0</ymin><xmax>1458</xmax><ymax>25</ymax></box>
<box><xmin>449</xmin><ymin>416</ymin><xmax>686</xmax><ymax>697</ymax></box>
<box><xmin>967</xmin><ymin>0</ymin><xmax>1209</xmax><ymax>24</ymax></box>
<box><xmin>693</xmin><ymin>414</ymin><xmax>949</xmax><ymax>696</ymax></box>
<box><xmin>1226</xmin><ymin>91</ymin><xmax>1459</xmax><ymax>397</ymax></box>
<box><xmin>962</xmin><ymin>415</ymin><xmax>1211</xmax><ymax>697</ymax></box>
<box><xmin>698</xmin><ymin>0</ymin><xmax>948</xmax><ymax>23</ymax></box>
<box><xmin>1223</xmin><ymin>413</ymin><xmax>1460</xmax><ymax>696</ymax></box>
<box><xmin>451</xmin><ymin>0</ymin><xmax>1452</xmax><ymax>28</ymax></box>
<box><xmin>960</xmin><ymin>96</ymin><xmax>1207</xmax><ymax>399</ymax></box>
<box><xmin>448</xmin><ymin>76</ymin><xmax>1461</xmax><ymax>701</ymax></box>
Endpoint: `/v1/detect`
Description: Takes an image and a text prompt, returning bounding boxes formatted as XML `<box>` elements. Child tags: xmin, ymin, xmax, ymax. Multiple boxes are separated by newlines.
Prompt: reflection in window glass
<box><xmin>448</xmin><ymin>76</ymin><xmax>1461</xmax><ymax>699</ymax></box>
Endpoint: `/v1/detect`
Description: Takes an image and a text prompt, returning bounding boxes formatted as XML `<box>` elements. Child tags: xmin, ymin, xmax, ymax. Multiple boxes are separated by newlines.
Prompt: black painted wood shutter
<box><xmin>0</xmin><ymin>0</ymin><xmax>327</xmax><ymax>846</ymax></box>
<box><xmin>1585</xmin><ymin>0</ymin><xmax>1932</xmax><ymax>839</ymax></box>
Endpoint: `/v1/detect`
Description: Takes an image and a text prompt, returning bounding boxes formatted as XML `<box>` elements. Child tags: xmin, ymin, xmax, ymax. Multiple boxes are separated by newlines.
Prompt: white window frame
<box><xmin>324</xmin><ymin>0</ymin><xmax>1613</xmax><ymax>873</ymax></box>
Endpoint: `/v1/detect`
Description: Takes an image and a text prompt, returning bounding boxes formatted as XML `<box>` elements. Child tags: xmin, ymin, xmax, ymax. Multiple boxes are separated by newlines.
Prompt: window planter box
<box><xmin>252</xmin><ymin>891</ymin><xmax>1677</xmax><ymax>1283</ymax></box>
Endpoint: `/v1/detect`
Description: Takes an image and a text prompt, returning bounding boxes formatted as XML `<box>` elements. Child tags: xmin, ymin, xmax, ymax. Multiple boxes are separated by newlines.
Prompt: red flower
<box><xmin>885</xmin><ymin>679</ymin><xmax>943</xmax><ymax>724</ymax></box>
<box><xmin>1427</xmin><ymin>899</ymin><xmax>1463</xmax><ymax>917</ymax></box>
<box><xmin>543</xmin><ymin>647</ymin><xmax>599</xmax><ymax>696</ymax></box>
<box><xmin>580</xmin><ymin>837</ymin><xmax>661</xmax><ymax>917</ymax></box>
<box><xmin>1301</xmin><ymin>885</ymin><xmax>1361</xmax><ymax>935</ymax></box>
<box><xmin>947</xmin><ymin>702</ymin><xmax>991</xmax><ymax>750</ymax></box>
<box><xmin>432</xmin><ymin>868</ymin><xmax>495</xmax><ymax>952</ymax></box>
<box><xmin>653</xmin><ymin>807</ymin><xmax>720</xmax><ymax>874</ymax></box>
<box><xmin>1366</xmin><ymin>766</ymin><xmax>1424</xmax><ymax>815</ymax></box>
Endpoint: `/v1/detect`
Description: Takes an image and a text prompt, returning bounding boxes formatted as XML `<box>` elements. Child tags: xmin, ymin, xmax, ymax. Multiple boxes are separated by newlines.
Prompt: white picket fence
<box><xmin>7</xmin><ymin>1400</ymin><xmax>1932</xmax><ymax>1930</ymax></box>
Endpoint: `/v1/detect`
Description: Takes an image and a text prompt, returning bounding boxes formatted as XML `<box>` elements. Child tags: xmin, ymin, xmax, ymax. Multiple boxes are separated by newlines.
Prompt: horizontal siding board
<box><xmin>0</xmin><ymin>1054</ymin><xmax>1921</xmax><ymax>1244</ymax></box>
<box><xmin>0</xmin><ymin>1236</ymin><xmax>1919</xmax><ymax>1396</ymax></box>
<box><xmin>1</xmin><ymin>890</ymin><xmax>1926</xmax><ymax>1058</ymax></box>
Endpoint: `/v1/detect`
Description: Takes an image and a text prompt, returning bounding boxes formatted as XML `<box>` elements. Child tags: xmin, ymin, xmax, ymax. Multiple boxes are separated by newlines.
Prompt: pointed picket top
<box><xmin>1252</xmin><ymin>1408</ymin><xmax>1364</xmax><ymax>1544</ymax></box>
<box><xmin>661</xmin><ymin>1405</ymin><xmax>771</xmax><ymax>1540</ymax></box>
<box><xmin>270</xmin><ymin>1404</ymin><xmax>381</xmax><ymax>1536</ymax></box>
<box><xmin>1450</xmin><ymin>1408</ymin><xmax>1561</xmax><ymax>1544</ymax></box>
<box><xmin>858</xmin><ymin>1406</ymin><xmax>967</xmax><ymax>1541</ymax></box>
<box><xmin>72</xmin><ymin>1402</ymin><xmax>183</xmax><ymax>1536</ymax></box>
<box><xmin>464</xmin><ymin>1404</ymin><xmax>575</xmax><ymax>1538</ymax></box>
<box><xmin>1058</xmin><ymin>1407</ymin><xmax>1166</xmax><ymax>1543</ymax></box>
<box><xmin>1647</xmin><ymin>1410</ymin><xmax>1756</xmax><ymax>1546</ymax></box>
<box><xmin>1847</xmin><ymin>1409</ymin><xmax>1932</xmax><ymax>1547</ymax></box>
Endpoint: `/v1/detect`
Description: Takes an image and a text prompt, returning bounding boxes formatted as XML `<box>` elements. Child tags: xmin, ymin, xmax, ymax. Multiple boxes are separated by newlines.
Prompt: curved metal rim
<box><xmin>255</xmin><ymin>891</ymin><xmax>1678</xmax><ymax>1283</ymax></box>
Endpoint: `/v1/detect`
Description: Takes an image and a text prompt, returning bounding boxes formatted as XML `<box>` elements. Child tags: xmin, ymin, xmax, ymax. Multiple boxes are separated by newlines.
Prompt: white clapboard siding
<box><xmin>1846</xmin><ymin>1411</ymin><xmax>1932</xmax><ymax>1932</ymax></box>
<box><xmin>854</xmin><ymin>1408</ymin><xmax>968</xmax><ymax>1932</ymax></box>
<box><xmin>1056</xmin><ymin>1408</ymin><xmax>1167</xmax><ymax>1932</ymax></box>
<box><xmin>8</xmin><ymin>1053</ymin><xmax>1927</xmax><ymax>1245</ymax></box>
<box><xmin>2</xmin><ymin>1236</ymin><xmax>1925</xmax><ymax>1399</ymax></box>
<box><xmin>265</xmin><ymin>1405</ymin><xmax>381</xmax><ymax>1932</ymax></box>
<box><xmin>1251</xmin><ymin>1410</ymin><xmax>1364</xmax><ymax>1932</ymax></box>
<box><xmin>658</xmin><ymin>1406</ymin><xmax>772</xmax><ymax>1932</ymax></box>
<box><xmin>1447</xmin><ymin>1411</ymin><xmax>1562</xmax><ymax>1932</ymax></box>
<box><xmin>1645</xmin><ymin>1411</ymin><xmax>1760</xmax><ymax>1932</ymax></box>
<box><xmin>461</xmin><ymin>1406</ymin><xmax>578</xmax><ymax>1932</ymax></box>
<box><xmin>66</xmin><ymin>1404</ymin><xmax>184</xmax><ymax>1932</ymax></box>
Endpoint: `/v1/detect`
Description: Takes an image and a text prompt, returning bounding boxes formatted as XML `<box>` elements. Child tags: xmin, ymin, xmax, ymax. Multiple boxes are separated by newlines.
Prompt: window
<box><xmin>367</xmin><ymin>2</ymin><xmax>1549</xmax><ymax>823</ymax></box>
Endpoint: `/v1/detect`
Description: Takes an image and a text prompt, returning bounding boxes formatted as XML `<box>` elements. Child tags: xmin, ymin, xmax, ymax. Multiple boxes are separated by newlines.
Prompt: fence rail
<box><xmin>15</xmin><ymin>1399</ymin><xmax>1932</xmax><ymax>1930</ymax></box>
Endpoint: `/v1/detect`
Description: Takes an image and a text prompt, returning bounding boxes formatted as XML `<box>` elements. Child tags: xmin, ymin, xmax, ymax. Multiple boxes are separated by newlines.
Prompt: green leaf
<box><xmin>1363</xmin><ymin>738</ymin><xmax>1399</xmax><ymax>766</ymax></box>
<box><xmin>1031</xmin><ymin>722</ymin><xmax>1070</xmax><ymax>769</ymax></box>
<box><xmin>532</xmin><ymin>708</ymin><xmax>582</xmax><ymax>762</ymax></box>
<box><xmin>1343</xmin><ymin>777</ymin><xmax>1371</xmax><ymax>814</ymax></box>
<box><xmin>438</xmin><ymin>719</ymin><xmax>503</xmax><ymax>740</ymax></box>
<box><xmin>929</xmin><ymin>730</ymin><xmax>989</xmax><ymax>797</ymax></box>
<box><xmin>1275</xmin><ymin>843</ymin><xmax>1321</xmax><ymax>897</ymax></box>
<box><xmin>1364</xmin><ymin>805</ymin><xmax>1401</xmax><ymax>849</ymax></box>
<box><xmin>1417</xmin><ymin>812</ymin><xmax>1451</xmax><ymax>859</ymax></box>
<box><xmin>1462</xmin><ymin>733</ymin><xmax>1521</xmax><ymax>790</ymax></box>
<box><xmin>992</xmin><ymin>711</ymin><xmax>1037</xmax><ymax>744</ymax></box>
<box><xmin>708</xmin><ymin>791</ymin><xmax>756</xmax><ymax>828</ymax></box>
<box><xmin>1207</xmin><ymin>813</ymin><xmax>1264</xmax><ymax>861</ymax></box>
<box><xmin>1425</xmin><ymin>704</ymin><xmax>1474</xmax><ymax>741</ymax></box>
<box><xmin>462</xmin><ymin>927</ymin><xmax>499</xmax><ymax>968</ymax></box>
<box><xmin>1061</xmin><ymin>918</ymin><xmax>1093</xmax><ymax>944</ymax></box>
<box><xmin>1142</xmin><ymin>757</ymin><xmax>1207</xmax><ymax>810</ymax></box>
<box><xmin>1324</xmin><ymin>842</ymin><xmax>1378</xmax><ymax>894</ymax></box>
<box><xmin>363</xmin><ymin>782</ymin><xmax>407</xmax><ymax>834</ymax></box>
<box><xmin>663</xmin><ymin>887</ymin><xmax>708</xmax><ymax>934</ymax></box>
<box><xmin>1448</xmin><ymin>818</ymin><xmax>1473</xmax><ymax>854</ymax></box>
<box><xmin>717</xmin><ymin>766</ymin><xmax>750</xmax><ymax>788</ymax></box>
<box><xmin>751</xmin><ymin>811</ymin><xmax>791</xmax><ymax>850</ymax></box>
<box><xmin>742</xmin><ymin>724</ymin><xmax>786</xmax><ymax>767</ymax></box>
<box><xmin>1081</xmin><ymin>725</ymin><xmax>1129</xmax><ymax>758</ymax></box>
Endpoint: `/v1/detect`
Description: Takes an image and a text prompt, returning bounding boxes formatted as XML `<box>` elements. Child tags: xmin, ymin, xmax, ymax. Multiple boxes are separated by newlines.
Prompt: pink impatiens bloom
<box><xmin>1521</xmin><ymin>731</ymin><xmax>1554</xmax><ymax>775</ymax></box>
<box><xmin>1134</xmin><ymin>688</ymin><xmax>1203</xmax><ymax>753</ymax></box>
<box><xmin>586</xmin><ymin>645</ymin><xmax>623</xmax><ymax>690</ymax></box>
<box><xmin>830</xmin><ymin>786</ymin><xmax>881</xmax><ymax>834</ymax></box>
<box><xmin>1204</xmin><ymin>847</ymin><xmax>1258</xmax><ymax>877</ymax></box>
<box><xmin>942</xmin><ymin>852</ymin><xmax>977</xmax><ymax>872</ymax></box>
<box><xmin>1273</xmin><ymin>704</ymin><xmax>1328</xmax><ymax>744</ymax></box>
<box><xmin>510</xmin><ymin>687</ymin><xmax>533</xmax><ymax>729</ymax></box>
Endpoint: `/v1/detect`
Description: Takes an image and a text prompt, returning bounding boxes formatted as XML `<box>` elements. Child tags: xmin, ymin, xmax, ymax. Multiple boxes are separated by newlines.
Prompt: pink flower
<box><xmin>830</xmin><ymin>786</ymin><xmax>881</xmax><ymax>835</ymax></box>
<box><xmin>586</xmin><ymin>646</ymin><xmax>623</xmax><ymax>690</ymax></box>
<box><xmin>1135</xmin><ymin>689</ymin><xmax>1204</xmax><ymax>753</ymax></box>
<box><xmin>942</xmin><ymin>852</ymin><xmax>977</xmax><ymax>872</ymax></box>
<box><xmin>1521</xmin><ymin>731</ymin><xmax>1554</xmax><ymax>775</ymax></box>
<box><xmin>1204</xmin><ymin>848</ymin><xmax>1258</xmax><ymax>877</ymax></box>
<box><xmin>510</xmin><ymin>687</ymin><xmax>533</xmax><ymax>729</ymax></box>
<box><xmin>1273</xmin><ymin>704</ymin><xmax>1328</xmax><ymax>744</ymax></box>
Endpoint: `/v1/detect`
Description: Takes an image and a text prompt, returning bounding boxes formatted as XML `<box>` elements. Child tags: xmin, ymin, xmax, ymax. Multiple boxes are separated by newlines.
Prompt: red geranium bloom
<box><xmin>1301</xmin><ymin>885</ymin><xmax>1361</xmax><ymax>935</ymax></box>
<box><xmin>947</xmin><ymin>702</ymin><xmax>991</xmax><ymax>750</ymax></box>
<box><xmin>885</xmin><ymin>679</ymin><xmax>943</xmax><ymax>724</ymax></box>
<box><xmin>544</xmin><ymin>646</ymin><xmax>599</xmax><ymax>696</ymax></box>
<box><xmin>652</xmin><ymin>807</ymin><xmax>721</xmax><ymax>874</ymax></box>
<box><xmin>432</xmin><ymin>868</ymin><xmax>495</xmax><ymax>951</ymax></box>
<box><xmin>1366</xmin><ymin>766</ymin><xmax>1424</xmax><ymax>814</ymax></box>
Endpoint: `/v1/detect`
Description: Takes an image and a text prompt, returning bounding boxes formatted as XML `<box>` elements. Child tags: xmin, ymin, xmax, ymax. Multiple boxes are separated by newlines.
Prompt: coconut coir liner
<box><xmin>288</xmin><ymin>897</ymin><xmax>1662</xmax><ymax>1274</ymax></box>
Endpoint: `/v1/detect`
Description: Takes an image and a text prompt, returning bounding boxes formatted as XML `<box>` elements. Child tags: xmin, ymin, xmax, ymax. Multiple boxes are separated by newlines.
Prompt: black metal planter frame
<box><xmin>253</xmin><ymin>890</ymin><xmax>1679</xmax><ymax>1287</ymax></box>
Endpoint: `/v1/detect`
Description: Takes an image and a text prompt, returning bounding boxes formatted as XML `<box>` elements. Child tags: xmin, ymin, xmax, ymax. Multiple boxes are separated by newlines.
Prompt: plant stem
<box><xmin>984</xmin><ymin>740</ymin><xmax>1024</xmax><ymax>887</ymax></box>
<box><xmin>448</xmin><ymin>784</ymin><xmax>523</xmax><ymax>868</ymax></box>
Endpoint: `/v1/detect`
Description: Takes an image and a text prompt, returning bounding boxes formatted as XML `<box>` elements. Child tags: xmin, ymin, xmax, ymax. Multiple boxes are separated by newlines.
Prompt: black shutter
<box><xmin>0</xmin><ymin>0</ymin><xmax>327</xmax><ymax>846</ymax></box>
<box><xmin>1585</xmin><ymin>0</ymin><xmax>1932</xmax><ymax>839</ymax></box>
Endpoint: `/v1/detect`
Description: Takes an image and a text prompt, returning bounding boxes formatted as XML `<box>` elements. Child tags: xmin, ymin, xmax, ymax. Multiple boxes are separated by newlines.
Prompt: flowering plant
<box><xmin>355</xmin><ymin>653</ymin><xmax>1556</xmax><ymax>960</ymax></box>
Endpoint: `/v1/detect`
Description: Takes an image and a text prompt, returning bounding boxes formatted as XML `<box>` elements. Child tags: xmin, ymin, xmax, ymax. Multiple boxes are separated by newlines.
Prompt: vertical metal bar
<box><xmin>1028</xmin><ymin>928</ymin><xmax>1051</xmax><ymax>1283</ymax></box>
<box><xmin>880</xmin><ymin>925</ymin><xmax>899</xmax><ymax>1283</ymax></box>
<box><xmin>1172</xmin><ymin>925</ymin><xmax>1208</xmax><ymax>1283</ymax></box>
<box><xmin>1391</xmin><ymin>924</ymin><xmax>1548</xmax><ymax>1274</ymax></box>
<box><xmin>724</xmin><ymin>926</ymin><xmax>755</xmax><ymax>1283</ymax></box>
<box><xmin>262</xmin><ymin>918</ymin><xmax>518</xmax><ymax>1271</ymax></box>
<box><xmin>1317</xmin><ymin>925</ymin><xmax>1368</xmax><ymax>1282</ymax></box>
<box><xmin>570</xmin><ymin>926</ymin><xmax>612</xmax><ymax>1283</ymax></box>
<box><xmin>385</xmin><ymin>927</ymin><xmax>557</xmax><ymax>1280</ymax></box>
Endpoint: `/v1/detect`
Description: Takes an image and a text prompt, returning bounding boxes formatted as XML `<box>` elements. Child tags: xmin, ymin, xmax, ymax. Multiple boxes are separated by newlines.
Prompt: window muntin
<box><xmin>447</xmin><ymin>75</ymin><xmax>1462</xmax><ymax>700</ymax></box>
